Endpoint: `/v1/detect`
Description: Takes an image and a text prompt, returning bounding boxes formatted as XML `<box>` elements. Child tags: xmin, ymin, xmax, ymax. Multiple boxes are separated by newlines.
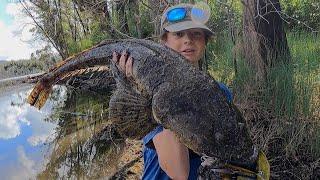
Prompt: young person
<box><xmin>112</xmin><ymin>3</ymin><xmax>232</xmax><ymax>180</ymax></box>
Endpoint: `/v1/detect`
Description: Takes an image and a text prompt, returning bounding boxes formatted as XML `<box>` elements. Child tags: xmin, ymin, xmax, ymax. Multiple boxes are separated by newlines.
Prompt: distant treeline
<box><xmin>0</xmin><ymin>58</ymin><xmax>56</xmax><ymax>79</ymax></box>
<box><xmin>0</xmin><ymin>46</ymin><xmax>60</xmax><ymax>79</ymax></box>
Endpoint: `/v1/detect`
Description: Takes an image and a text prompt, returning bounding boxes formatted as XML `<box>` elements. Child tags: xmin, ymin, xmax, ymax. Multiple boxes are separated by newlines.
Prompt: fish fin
<box><xmin>59</xmin><ymin>66</ymin><xmax>109</xmax><ymax>82</ymax></box>
<box><xmin>48</xmin><ymin>43</ymin><xmax>102</xmax><ymax>72</ymax></box>
<box><xmin>109</xmin><ymin>85</ymin><xmax>156</xmax><ymax>139</ymax></box>
<box><xmin>27</xmin><ymin>81</ymin><xmax>53</xmax><ymax>109</ymax></box>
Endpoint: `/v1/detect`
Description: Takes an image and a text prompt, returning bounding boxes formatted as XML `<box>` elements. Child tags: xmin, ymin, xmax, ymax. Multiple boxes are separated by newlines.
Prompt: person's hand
<box><xmin>112</xmin><ymin>50</ymin><xmax>133</xmax><ymax>78</ymax></box>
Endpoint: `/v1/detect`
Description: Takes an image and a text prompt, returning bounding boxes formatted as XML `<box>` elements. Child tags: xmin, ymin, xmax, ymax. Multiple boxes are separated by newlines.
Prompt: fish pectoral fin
<box><xmin>27</xmin><ymin>81</ymin><xmax>53</xmax><ymax>109</ymax></box>
<box><xmin>109</xmin><ymin>86</ymin><xmax>156</xmax><ymax>139</ymax></box>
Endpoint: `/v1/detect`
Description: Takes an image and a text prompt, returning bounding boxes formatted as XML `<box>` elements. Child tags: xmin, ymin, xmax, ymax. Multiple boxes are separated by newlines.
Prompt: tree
<box><xmin>242</xmin><ymin>0</ymin><xmax>291</xmax><ymax>79</ymax></box>
<box><xmin>20</xmin><ymin>0</ymin><xmax>70</xmax><ymax>58</ymax></box>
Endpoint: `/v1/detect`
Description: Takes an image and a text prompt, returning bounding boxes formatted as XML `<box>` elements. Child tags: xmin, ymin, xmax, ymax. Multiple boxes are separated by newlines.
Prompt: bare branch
<box><xmin>254</xmin><ymin>0</ymin><xmax>318</xmax><ymax>32</ymax></box>
<box><xmin>19</xmin><ymin>0</ymin><xmax>64</xmax><ymax>58</ymax></box>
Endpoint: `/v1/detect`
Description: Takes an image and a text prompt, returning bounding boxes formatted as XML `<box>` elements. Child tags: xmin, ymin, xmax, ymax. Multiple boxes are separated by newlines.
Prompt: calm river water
<box><xmin>0</xmin><ymin>85</ymin><xmax>123</xmax><ymax>179</ymax></box>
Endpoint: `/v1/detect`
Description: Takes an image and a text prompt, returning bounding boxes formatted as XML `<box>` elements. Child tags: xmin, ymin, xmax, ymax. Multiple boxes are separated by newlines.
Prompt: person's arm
<box><xmin>153</xmin><ymin>128</ymin><xmax>190</xmax><ymax>180</ymax></box>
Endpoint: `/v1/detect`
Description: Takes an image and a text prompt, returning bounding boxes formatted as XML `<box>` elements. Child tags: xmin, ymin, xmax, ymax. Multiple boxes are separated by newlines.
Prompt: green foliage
<box><xmin>287</xmin><ymin>33</ymin><xmax>319</xmax><ymax>117</ymax></box>
<box><xmin>281</xmin><ymin>0</ymin><xmax>320</xmax><ymax>31</ymax></box>
<box><xmin>67</xmin><ymin>38</ymin><xmax>94</xmax><ymax>55</ymax></box>
<box><xmin>207</xmin><ymin>34</ymin><xmax>235</xmax><ymax>84</ymax></box>
<box><xmin>0</xmin><ymin>60</ymin><xmax>41</xmax><ymax>79</ymax></box>
<box><xmin>208</xmin><ymin>0</ymin><xmax>242</xmax><ymax>33</ymax></box>
<box><xmin>206</xmin><ymin>0</ymin><xmax>320</xmax><ymax>33</ymax></box>
<box><xmin>23</xmin><ymin>0</ymin><xmax>320</xmax><ymax>60</ymax></box>
<box><xmin>89</xmin><ymin>21</ymin><xmax>111</xmax><ymax>43</ymax></box>
<box><xmin>138</xmin><ymin>5</ymin><xmax>154</xmax><ymax>38</ymax></box>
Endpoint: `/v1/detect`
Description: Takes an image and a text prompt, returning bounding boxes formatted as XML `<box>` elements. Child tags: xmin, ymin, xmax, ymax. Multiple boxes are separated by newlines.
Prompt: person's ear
<box><xmin>160</xmin><ymin>33</ymin><xmax>167</xmax><ymax>44</ymax></box>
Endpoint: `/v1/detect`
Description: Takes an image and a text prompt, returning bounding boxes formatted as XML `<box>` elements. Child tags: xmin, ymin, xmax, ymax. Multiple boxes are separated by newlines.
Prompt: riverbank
<box><xmin>0</xmin><ymin>73</ymin><xmax>43</xmax><ymax>97</ymax></box>
<box><xmin>0</xmin><ymin>83</ymin><xmax>33</xmax><ymax>97</ymax></box>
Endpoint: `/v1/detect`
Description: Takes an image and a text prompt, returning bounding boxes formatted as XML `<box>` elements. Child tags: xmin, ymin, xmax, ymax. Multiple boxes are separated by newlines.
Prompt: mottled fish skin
<box><xmin>110</xmin><ymin>39</ymin><xmax>255</xmax><ymax>165</ymax></box>
<box><xmin>28</xmin><ymin>39</ymin><xmax>254</xmax><ymax>165</ymax></box>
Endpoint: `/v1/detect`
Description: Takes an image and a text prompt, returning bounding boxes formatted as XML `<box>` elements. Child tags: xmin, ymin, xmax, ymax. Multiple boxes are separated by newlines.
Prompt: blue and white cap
<box><xmin>160</xmin><ymin>3</ymin><xmax>214</xmax><ymax>37</ymax></box>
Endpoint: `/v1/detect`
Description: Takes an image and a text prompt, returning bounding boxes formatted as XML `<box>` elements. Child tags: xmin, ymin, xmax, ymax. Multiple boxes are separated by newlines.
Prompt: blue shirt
<box><xmin>142</xmin><ymin>83</ymin><xmax>233</xmax><ymax>180</ymax></box>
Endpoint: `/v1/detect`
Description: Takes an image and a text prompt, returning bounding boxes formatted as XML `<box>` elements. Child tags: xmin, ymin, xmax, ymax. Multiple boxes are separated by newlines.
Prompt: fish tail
<box><xmin>27</xmin><ymin>81</ymin><xmax>53</xmax><ymax>109</ymax></box>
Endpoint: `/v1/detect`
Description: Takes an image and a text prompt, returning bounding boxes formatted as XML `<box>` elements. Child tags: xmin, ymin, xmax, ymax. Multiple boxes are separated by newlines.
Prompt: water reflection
<box><xmin>0</xmin><ymin>86</ymin><xmax>127</xmax><ymax>179</ymax></box>
<box><xmin>38</xmin><ymin>88</ymin><xmax>125</xmax><ymax>179</ymax></box>
<box><xmin>0</xmin><ymin>86</ymin><xmax>64</xmax><ymax>180</ymax></box>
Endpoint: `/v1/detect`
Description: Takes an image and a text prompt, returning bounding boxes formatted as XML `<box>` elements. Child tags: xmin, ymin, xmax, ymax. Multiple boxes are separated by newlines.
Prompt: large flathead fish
<box><xmin>28</xmin><ymin>39</ymin><xmax>255</xmax><ymax>166</ymax></box>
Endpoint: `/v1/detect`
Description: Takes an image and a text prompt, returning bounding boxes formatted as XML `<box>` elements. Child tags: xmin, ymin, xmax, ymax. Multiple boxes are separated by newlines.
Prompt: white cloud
<box><xmin>0</xmin><ymin>3</ymin><xmax>46</xmax><ymax>60</ymax></box>
<box><xmin>27</xmin><ymin>132</ymin><xmax>56</xmax><ymax>147</ymax></box>
<box><xmin>0</xmin><ymin>96</ymin><xmax>30</xmax><ymax>139</ymax></box>
<box><xmin>26</xmin><ymin>87</ymin><xmax>66</xmax><ymax>146</ymax></box>
<box><xmin>8</xmin><ymin>146</ymin><xmax>37</xmax><ymax>180</ymax></box>
<box><xmin>17</xmin><ymin>146</ymin><xmax>35</xmax><ymax>171</ymax></box>
<box><xmin>0</xmin><ymin>88</ymin><xmax>60</xmax><ymax>143</ymax></box>
<box><xmin>0</xmin><ymin>146</ymin><xmax>42</xmax><ymax>180</ymax></box>
<box><xmin>6</xmin><ymin>2</ymin><xmax>20</xmax><ymax>16</ymax></box>
<box><xmin>0</xmin><ymin>91</ymin><xmax>34</xmax><ymax>140</ymax></box>
<box><xmin>27</xmin><ymin>134</ymin><xmax>47</xmax><ymax>146</ymax></box>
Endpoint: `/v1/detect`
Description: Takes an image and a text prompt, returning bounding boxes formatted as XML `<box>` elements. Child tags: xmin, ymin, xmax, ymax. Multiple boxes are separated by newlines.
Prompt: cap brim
<box><xmin>164</xmin><ymin>21</ymin><xmax>214</xmax><ymax>36</ymax></box>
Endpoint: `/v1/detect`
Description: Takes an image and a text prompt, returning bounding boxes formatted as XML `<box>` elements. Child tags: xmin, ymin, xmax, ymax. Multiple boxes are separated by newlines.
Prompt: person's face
<box><xmin>164</xmin><ymin>29</ymin><xmax>206</xmax><ymax>66</ymax></box>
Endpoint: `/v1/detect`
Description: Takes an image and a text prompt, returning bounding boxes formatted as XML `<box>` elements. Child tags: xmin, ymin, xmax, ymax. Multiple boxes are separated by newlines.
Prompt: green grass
<box><xmin>207</xmin><ymin>32</ymin><xmax>319</xmax><ymax>118</ymax></box>
<box><xmin>207</xmin><ymin>34</ymin><xmax>236</xmax><ymax>85</ymax></box>
<box><xmin>207</xmin><ymin>32</ymin><xmax>320</xmax><ymax>178</ymax></box>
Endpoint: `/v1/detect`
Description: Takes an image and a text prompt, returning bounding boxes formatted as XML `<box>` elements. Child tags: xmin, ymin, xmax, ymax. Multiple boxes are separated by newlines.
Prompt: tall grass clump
<box><xmin>207</xmin><ymin>32</ymin><xmax>320</xmax><ymax>179</ymax></box>
<box><xmin>207</xmin><ymin>33</ymin><xmax>236</xmax><ymax>85</ymax></box>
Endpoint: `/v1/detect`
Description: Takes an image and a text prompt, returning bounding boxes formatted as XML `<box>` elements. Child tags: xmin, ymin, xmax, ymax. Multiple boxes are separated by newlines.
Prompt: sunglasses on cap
<box><xmin>165</xmin><ymin>3</ymin><xmax>210</xmax><ymax>24</ymax></box>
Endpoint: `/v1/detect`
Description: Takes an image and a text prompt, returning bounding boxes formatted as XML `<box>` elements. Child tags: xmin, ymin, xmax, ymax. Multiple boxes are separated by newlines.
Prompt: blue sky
<box><xmin>0</xmin><ymin>1</ymin><xmax>14</xmax><ymax>25</ymax></box>
<box><xmin>0</xmin><ymin>1</ymin><xmax>45</xmax><ymax>61</ymax></box>
<box><xmin>0</xmin><ymin>1</ymin><xmax>12</xmax><ymax>60</ymax></box>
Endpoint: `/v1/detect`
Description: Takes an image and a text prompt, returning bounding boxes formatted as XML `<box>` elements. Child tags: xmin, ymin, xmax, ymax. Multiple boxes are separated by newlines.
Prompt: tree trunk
<box><xmin>116</xmin><ymin>0</ymin><xmax>129</xmax><ymax>34</ymax></box>
<box><xmin>129</xmin><ymin>0</ymin><xmax>142</xmax><ymax>38</ymax></box>
<box><xmin>72</xmin><ymin>0</ymin><xmax>88</xmax><ymax>36</ymax></box>
<box><xmin>102</xmin><ymin>0</ymin><xmax>117</xmax><ymax>38</ymax></box>
<box><xmin>242</xmin><ymin>0</ymin><xmax>291</xmax><ymax>79</ymax></box>
<box><xmin>54</xmin><ymin>0</ymin><xmax>69</xmax><ymax>57</ymax></box>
